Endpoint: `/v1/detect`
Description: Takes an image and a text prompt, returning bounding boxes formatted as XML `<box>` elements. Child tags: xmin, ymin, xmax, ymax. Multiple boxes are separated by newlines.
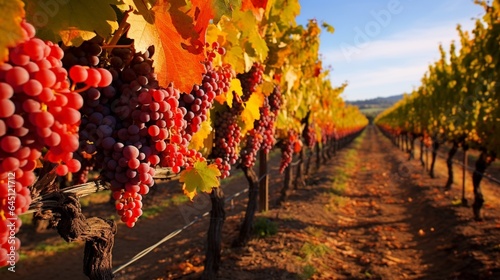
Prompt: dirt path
<box><xmin>3</xmin><ymin>126</ymin><xmax>500</xmax><ymax>279</ymax></box>
<box><xmin>216</xmin><ymin>125</ymin><xmax>500</xmax><ymax>279</ymax></box>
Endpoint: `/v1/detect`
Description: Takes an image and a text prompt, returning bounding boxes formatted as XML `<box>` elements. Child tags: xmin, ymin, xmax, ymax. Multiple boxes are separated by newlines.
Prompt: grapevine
<box><xmin>0</xmin><ymin>0</ymin><xmax>372</xmax><ymax>275</ymax></box>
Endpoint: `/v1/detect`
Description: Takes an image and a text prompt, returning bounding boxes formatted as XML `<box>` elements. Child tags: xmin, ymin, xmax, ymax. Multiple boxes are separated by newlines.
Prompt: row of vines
<box><xmin>0</xmin><ymin>0</ymin><xmax>368</xmax><ymax>278</ymax></box>
<box><xmin>376</xmin><ymin>0</ymin><xmax>499</xmax><ymax>221</ymax></box>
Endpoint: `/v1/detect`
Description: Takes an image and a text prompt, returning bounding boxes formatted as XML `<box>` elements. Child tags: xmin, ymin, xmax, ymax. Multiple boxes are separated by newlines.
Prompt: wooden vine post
<box><xmin>445</xmin><ymin>141</ymin><xmax>459</xmax><ymax>189</ymax></box>
<box><xmin>419</xmin><ymin>139</ymin><xmax>425</xmax><ymax>167</ymax></box>
<box><xmin>294</xmin><ymin>149</ymin><xmax>306</xmax><ymax>189</ymax></box>
<box><xmin>278</xmin><ymin>164</ymin><xmax>293</xmax><ymax>205</ymax></box>
<box><xmin>461</xmin><ymin>145</ymin><xmax>468</xmax><ymax>206</ymax></box>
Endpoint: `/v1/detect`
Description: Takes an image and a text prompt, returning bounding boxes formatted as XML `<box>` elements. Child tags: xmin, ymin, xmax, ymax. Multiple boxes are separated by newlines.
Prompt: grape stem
<box><xmin>101</xmin><ymin>44</ymin><xmax>133</xmax><ymax>49</ymax></box>
<box><xmin>73</xmin><ymin>83</ymin><xmax>92</xmax><ymax>93</ymax></box>
<box><xmin>106</xmin><ymin>5</ymin><xmax>134</xmax><ymax>50</ymax></box>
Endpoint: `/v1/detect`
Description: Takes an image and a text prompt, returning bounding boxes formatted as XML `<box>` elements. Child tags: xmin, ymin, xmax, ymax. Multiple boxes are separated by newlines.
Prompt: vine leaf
<box><xmin>23</xmin><ymin>0</ymin><xmax>120</xmax><ymax>46</ymax></box>
<box><xmin>240</xmin><ymin>89</ymin><xmax>264</xmax><ymax>133</ymax></box>
<box><xmin>212</xmin><ymin>0</ymin><xmax>243</xmax><ymax>22</ymax></box>
<box><xmin>189</xmin><ymin>119</ymin><xmax>213</xmax><ymax>151</ymax></box>
<box><xmin>0</xmin><ymin>0</ymin><xmax>26</xmax><ymax>63</ymax></box>
<box><xmin>180</xmin><ymin>160</ymin><xmax>221</xmax><ymax>200</ymax></box>
<box><xmin>215</xmin><ymin>78</ymin><xmax>242</xmax><ymax>107</ymax></box>
<box><xmin>321</xmin><ymin>21</ymin><xmax>335</xmax><ymax>34</ymax></box>
<box><xmin>124</xmin><ymin>0</ymin><xmax>215</xmax><ymax>93</ymax></box>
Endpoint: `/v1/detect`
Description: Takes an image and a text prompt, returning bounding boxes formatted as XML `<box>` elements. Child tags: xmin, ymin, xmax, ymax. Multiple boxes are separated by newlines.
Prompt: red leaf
<box><xmin>192</xmin><ymin>0</ymin><xmax>215</xmax><ymax>36</ymax></box>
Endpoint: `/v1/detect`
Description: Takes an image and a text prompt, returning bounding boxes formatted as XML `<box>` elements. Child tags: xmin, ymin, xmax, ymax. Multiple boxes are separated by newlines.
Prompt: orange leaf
<box><xmin>293</xmin><ymin>139</ymin><xmax>303</xmax><ymax>153</ymax></box>
<box><xmin>126</xmin><ymin>0</ymin><xmax>215</xmax><ymax>93</ymax></box>
<box><xmin>241</xmin><ymin>0</ymin><xmax>268</xmax><ymax>20</ymax></box>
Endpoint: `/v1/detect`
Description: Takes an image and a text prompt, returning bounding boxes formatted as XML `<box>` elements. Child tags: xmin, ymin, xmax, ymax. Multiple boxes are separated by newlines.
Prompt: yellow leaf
<box><xmin>189</xmin><ymin>119</ymin><xmax>213</xmax><ymax>151</ymax></box>
<box><xmin>285</xmin><ymin>67</ymin><xmax>298</xmax><ymax>94</ymax></box>
<box><xmin>261</xmin><ymin>81</ymin><xmax>275</xmax><ymax>96</ymax></box>
<box><xmin>179</xmin><ymin>160</ymin><xmax>221</xmax><ymax>197</ymax></box>
<box><xmin>241</xmin><ymin>90</ymin><xmax>265</xmax><ymax>134</ymax></box>
<box><xmin>206</xmin><ymin>23</ymin><xmax>226</xmax><ymax>46</ymax></box>
<box><xmin>215</xmin><ymin>78</ymin><xmax>242</xmax><ymax>107</ymax></box>
<box><xmin>59</xmin><ymin>29</ymin><xmax>97</xmax><ymax>46</ymax></box>
<box><xmin>182</xmin><ymin>184</ymin><xmax>197</xmax><ymax>201</ymax></box>
<box><xmin>0</xmin><ymin>0</ymin><xmax>25</xmax><ymax>63</ymax></box>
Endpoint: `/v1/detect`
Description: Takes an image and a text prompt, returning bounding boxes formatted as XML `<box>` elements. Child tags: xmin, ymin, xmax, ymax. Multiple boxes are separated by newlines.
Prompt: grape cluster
<box><xmin>62</xmin><ymin>37</ymin><xmax>105</xmax><ymax>68</ymax></box>
<box><xmin>237</xmin><ymin>62</ymin><xmax>264</xmax><ymax>102</ymax></box>
<box><xmin>303</xmin><ymin>125</ymin><xmax>316</xmax><ymax>148</ymax></box>
<box><xmin>0</xmin><ymin>20</ymin><xmax>113</xmax><ymax>265</ymax></box>
<box><xmin>279</xmin><ymin>136</ymin><xmax>294</xmax><ymax>173</ymax></box>
<box><xmin>240</xmin><ymin>85</ymin><xmax>282</xmax><ymax>168</ymax></box>
<box><xmin>69</xmin><ymin>43</ymin><xmax>216</xmax><ymax>226</ymax></box>
<box><xmin>269</xmin><ymin>85</ymin><xmax>282</xmax><ymax>114</ymax></box>
<box><xmin>279</xmin><ymin>131</ymin><xmax>301</xmax><ymax>173</ymax></box>
<box><xmin>212</xmin><ymin>109</ymin><xmax>241</xmax><ymax>178</ymax></box>
<box><xmin>240</xmin><ymin>98</ymin><xmax>278</xmax><ymax>167</ymax></box>
<box><xmin>179</xmin><ymin>61</ymin><xmax>233</xmax><ymax>138</ymax></box>
<box><xmin>240</xmin><ymin>129</ymin><xmax>263</xmax><ymax>168</ymax></box>
<box><xmin>258</xmin><ymin>105</ymin><xmax>277</xmax><ymax>154</ymax></box>
<box><xmin>179</xmin><ymin>43</ymin><xmax>233</xmax><ymax>137</ymax></box>
<box><xmin>71</xmin><ymin>47</ymin><xmax>183</xmax><ymax>226</ymax></box>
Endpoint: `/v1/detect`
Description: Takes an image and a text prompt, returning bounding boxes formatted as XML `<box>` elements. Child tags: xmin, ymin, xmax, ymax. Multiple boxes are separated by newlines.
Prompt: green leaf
<box><xmin>24</xmin><ymin>0</ymin><xmax>120</xmax><ymax>46</ymax></box>
<box><xmin>270</xmin><ymin>0</ymin><xmax>300</xmax><ymax>27</ymax></box>
<box><xmin>224</xmin><ymin>45</ymin><xmax>245</xmax><ymax>73</ymax></box>
<box><xmin>246</xmin><ymin>27</ymin><xmax>268</xmax><ymax>61</ymax></box>
<box><xmin>0</xmin><ymin>0</ymin><xmax>25</xmax><ymax>63</ymax></box>
<box><xmin>212</xmin><ymin>0</ymin><xmax>242</xmax><ymax>23</ymax></box>
<box><xmin>180</xmin><ymin>160</ymin><xmax>221</xmax><ymax>199</ymax></box>
<box><xmin>321</xmin><ymin>21</ymin><xmax>335</xmax><ymax>34</ymax></box>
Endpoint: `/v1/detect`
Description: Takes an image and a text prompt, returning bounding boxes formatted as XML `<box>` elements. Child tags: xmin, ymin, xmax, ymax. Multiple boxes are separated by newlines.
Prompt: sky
<box><xmin>295</xmin><ymin>0</ymin><xmax>486</xmax><ymax>101</ymax></box>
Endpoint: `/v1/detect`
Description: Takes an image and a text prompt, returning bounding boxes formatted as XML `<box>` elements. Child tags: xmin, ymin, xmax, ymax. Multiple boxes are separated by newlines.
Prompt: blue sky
<box><xmin>295</xmin><ymin>0</ymin><xmax>485</xmax><ymax>101</ymax></box>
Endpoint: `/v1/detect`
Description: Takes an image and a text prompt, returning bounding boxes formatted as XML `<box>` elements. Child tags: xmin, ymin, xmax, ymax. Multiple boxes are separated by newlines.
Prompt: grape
<box><xmin>23</xmin><ymin>79</ymin><xmax>43</xmax><ymax>96</ymax></box>
<box><xmin>85</xmin><ymin>68</ymin><xmax>102</xmax><ymax>87</ymax></box>
<box><xmin>35</xmin><ymin>69</ymin><xmax>56</xmax><ymax>87</ymax></box>
<box><xmin>0</xmin><ymin>100</ymin><xmax>15</xmax><ymax>118</ymax></box>
<box><xmin>69</xmin><ymin>65</ymin><xmax>88</xmax><ymax>83</ymax></box>
<box><xmin>0</xmin><ymin>83</ymin><xmax>14</xmax><ymax>99</ymax></box>
<box><xmin>5</xmin><ymin>66</ymin><xmax>29</xmax><ymax>87</ymax></box>
<box><xmin>1</xmin><ymin>136</ymin><xmax>21</xmax><ymax>153</ymax></box>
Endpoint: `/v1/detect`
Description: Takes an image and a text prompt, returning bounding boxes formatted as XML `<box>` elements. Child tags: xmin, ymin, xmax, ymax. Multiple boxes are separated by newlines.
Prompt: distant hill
<box><xmin>347</xmin><ymin>94</ymin><xmax>404</xmax><ymax>123</ymax></box>
<box><xmin>347</xmin><ymin>94</ymin><xmax>404</xmax><ymax>109</ymax></box>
